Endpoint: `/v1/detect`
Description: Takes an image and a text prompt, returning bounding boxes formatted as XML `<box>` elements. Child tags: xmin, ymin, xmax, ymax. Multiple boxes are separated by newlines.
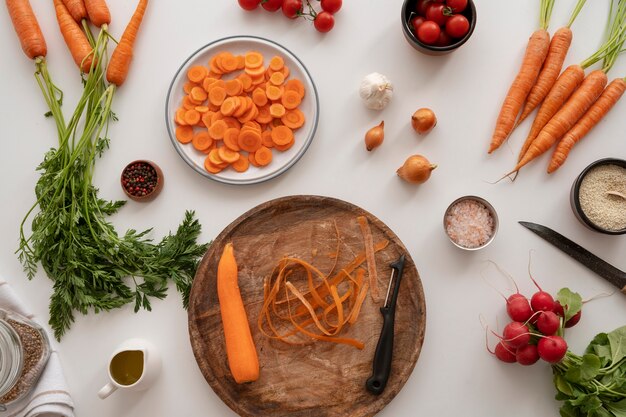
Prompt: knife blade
<box><xmin>519</xmin><ymin>221</ymin><xmax>626</xmax><ymax>295</ymax></box>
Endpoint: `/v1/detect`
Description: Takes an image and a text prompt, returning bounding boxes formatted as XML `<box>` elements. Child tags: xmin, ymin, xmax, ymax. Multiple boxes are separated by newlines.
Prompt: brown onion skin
<box><xmin>411</xmin><ymin>108</ymin><xmax>437</xmax><ymax>135</ymax></box>
<box><xmin>397</xmin><ymin>154</ymin><xmax>437</xmax><ymax>184</ymax></box>
<box><xmin>365</xmin><ymin>121</ymin><xmax>385</xmax><ymax>151</ymax></box>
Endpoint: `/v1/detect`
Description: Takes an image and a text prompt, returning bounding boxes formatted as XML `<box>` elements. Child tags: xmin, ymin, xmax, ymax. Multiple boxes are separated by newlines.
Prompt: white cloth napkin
<box><xmin>0</xmin><ymin>279</ymin><xmax>75</xmax><ymax>417</ymax></box>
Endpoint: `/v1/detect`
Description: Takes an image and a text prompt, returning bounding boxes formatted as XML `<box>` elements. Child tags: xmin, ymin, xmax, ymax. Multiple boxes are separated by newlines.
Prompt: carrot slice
<box><xmin>274</xmin><ymin>138</ymin><xmax>294</xmax><ymax>151</ymax></box>
<box><xmin>256</xmin><ymin>105</ymin><xmax>273</xmax><ymax>124</ymax></box>
<box><xmin>238</xmin><ymin>73</ymin><xmax>253</xmax><ymax>91</ymax></box>
<box><xmin>204</xmin><ymin>156</ymin><xmax>224</xmax><ymax>174</ymax></box>
<box><xmin>183</xmin><ymin>81</ymin><xmax>198</xmax><ymax>95</ymax></box>
<box><xmin>261</xmin><ymin>130</ymin><xmax>274</xmax><ymax>148</ymax></box>
<box><xmin>221</xmin><ymin>52</ymin><xmax>238</xmax><ymax>73</ymax></box>
<box><xmin>201</xmin><ymin>112</ymin><xmax>214</xmax><ymax>128</ymax></box>
<box><xmin>220</xmin><ymin>97</ymin><xmax>237</xmax><ymax>117</ymax></box>
<box><xmin>209</xmin><ymin>55</ymin><xmax>223</xmax><ymax>75</ymax></box>
<box><xmin>184</xmin><ymin>109</ymin><xmax>201</xmax><ymax>125</ymax></box>
<box><xmin>175</xmin><ymin>108</ymin><xmax>188</xmax><ymax>126</ymax></box>
<box><xmin>190</xmin><ymin>86</ymin><xmax>208</xmax><ymax>103</ymax></box>
<box><xmin>281</xmin><ymin>108</ymin><xmax>305</xmax><ymax>129</ymax></box>
<box><xmin>232</xmin><ymin>155</ymin><xmax>250</xmax><ymax>172</ymax></box>
<box><xmin>252</xmin><ymin>88</ymin><xmax>268</xmax><ymax>107</ymax></box>
<box><xmin>208</xmin><ymin>119</ymin><xmax>228</xmax><ymax>140</ymax></box>
<box><xmin>284</xmin><ymin>78</ymin><xmax>305</xmax><ymax>98</ymax></box>
<box><xmin>238</xmin><ymin>129</ymin><xmax>262</xmax><ymax>152</ymax></box>
<box><xmin>209</xmin><ymin>86</ymin><xmax>226</xmax><ymax>106</ymax></box>
<box><xmin>269</xmin><ymin>71</ymin><xmax>285</xmax><ymax>86</ymax></box>
<box><xmin>175</xmin><ymin>125</ymin><xmax>194</xmax><ymax>143</ymax></box>
<box><xmin>239</xmin><ymin>103</ymin><xmax>259</xmax><ymax>124</ymax></box>
<box><xmin>234</xmin><ymin>97</ymin><xmax>250</xmax><ymax>118</ymax></box>
<box><xmin>195</xmin><ymin>106</ymin><xmax>209</xmax><ymax>113</ymax></box>
<box><xmin>245</xmin><ymin>64</ymin><xmax>266</xmax><ymax>78</ymax></box>
<box><xmin>245</xmin><ymin>51</ymin><xmax>264</xmax><ymax>68</ymax></box>
<box><xmin>269</xmin><ymin>103</ymin><xmax>285</xmax><ymax>118</ymax></box>
<box><xmin>248</xmin><ymin>152</ymin><xmax>261</xmax><ymax>167</ymax></box>
<box><xmin>203</xmin><ymin>77</ymin><xmax>219</xmax><ymax>92</ymax></box>
<box><xmin>269</xmin><ymin>56</ymin><xmax>284</xmax><ymax>71</ymax></box>
<box><xmin>281</xmin><ymin>90</ymin><xmax>301</xmax><ymax>110</ymax></box>
<box><xmin>223</xmin><ymin>128</ymin><xmax>241</xmax><ymax>151</ymax></box>
<box><xmin>225</xmin><ymin>78</ymin><xmax>243</xmax><ymax>96</ymax></box>
<box><xmin>187</xmin><ymin>65</ymin><xmax>208</xmax><ymax>83</ymax></box>
<box><xmin>192</xmin><ymin>131</ymin><xmax>213</xmax><ymax>151</ymax></box>
<box><xmin>266</xmin><ymin>85</ymin><xmax>283</xmax><ymax>101</ymax></box>
<box><xmin>236</xmin><ymin>55</ymin><xmax>245</xmax><ymax>70</ymax></box>
<box><xmin>254</xmin><ymin>146</ymin><xmax>273</xmax><ymax>166</ymax></box>
<box><xmin>218</xmin><ymin>146</ymin><xmax>241</xmax><ymax>163</ymax></box>
<box><xmin>222</xmin><ymin>116</ymin><xmax>241</xmax><ymax>130</ymax></box>
<box><xmin>208</xmin><ymin>148</ymin><xmax>224</xmax><ymax>165</ymax></box>
<box><xmin>271</xmin><ymin>125</ymin><xmax>294</xmax><ymax>146</ymax></box>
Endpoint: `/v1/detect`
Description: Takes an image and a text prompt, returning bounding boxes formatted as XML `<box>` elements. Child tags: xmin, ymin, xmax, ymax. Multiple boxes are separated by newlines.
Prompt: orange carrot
<box><xmin>84</xmin><ymin>0</ymin><xmax>110</xmax><ymax>27</ymax></box>
<box><xmin>54</xmin><ymin>0</ymin><xmax>94</xmax><ymax>73</ymax></box>
<box><xmin>60</xmin><ymin>0</ymin><xmax>87</xmax><ymax>22</ymax></box>
<box><xmin>518</xmin><ymin>64</ymin><xmax>585</xmax><ymax>161</ymax></box>
<box><xmin>5</xmin><ymin>0</ymin><xmax>47</xmax><ymax>59</ymax></box>
<box><xmin>518</xmin><ymin>27</ymin><xmax>573</xmax><ymax>124</ymax></box>
<box><xmin>217</xmin><ymin>243</ymin><xmax>260</xmax><ymax>384</ymax></box>
<box><xmin>512</xmin><ymin>70</ymin><xmax>608</xmax><ymax>173</ymax></box>
<box><xmin>488</xmin><ymin>29</ymin><xmax>550</xmax><ymax>153</ymax></box>
<box><xmin>254</xmin><ymin>146</ymin><xmax>273</xmax><ymax>166</ymax></box>
<box><xmin>548</xmin><ymin>78</ymin><xmax>626</xmax><ymax>173</ymax></box>
<box><xmin>105</xmin><ymin>0</ymin><xmax>148</xmax><ymax>86</ymax></box>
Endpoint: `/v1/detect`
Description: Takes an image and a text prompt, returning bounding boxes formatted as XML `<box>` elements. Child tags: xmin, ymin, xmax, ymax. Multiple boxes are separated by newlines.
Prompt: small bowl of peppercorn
<box><xmin>120</xmin><ymin>160</ymin><xmax>164</xmax><ymax>202</ymax></box>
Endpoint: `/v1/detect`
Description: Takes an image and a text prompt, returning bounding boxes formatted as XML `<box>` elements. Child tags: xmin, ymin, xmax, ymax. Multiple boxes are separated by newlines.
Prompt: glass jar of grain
<box><xmin>0</xmin><ymin>309</ymin><xmax>51</xmax><ymax>411</ymax></box>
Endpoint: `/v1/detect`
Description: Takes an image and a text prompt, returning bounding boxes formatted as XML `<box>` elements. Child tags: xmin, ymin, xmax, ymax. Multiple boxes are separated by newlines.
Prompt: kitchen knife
<box><xmin>519</xmin><ymin>221</ymin><xmax>626</xmax><ymax>294</ymax></box>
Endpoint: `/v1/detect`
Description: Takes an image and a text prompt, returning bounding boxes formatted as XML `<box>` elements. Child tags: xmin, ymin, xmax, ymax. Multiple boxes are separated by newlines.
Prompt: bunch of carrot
<box><xmin>489</xmin><ymin>0</ymin><xmax>626</xmax><ymax>175</ymax></box>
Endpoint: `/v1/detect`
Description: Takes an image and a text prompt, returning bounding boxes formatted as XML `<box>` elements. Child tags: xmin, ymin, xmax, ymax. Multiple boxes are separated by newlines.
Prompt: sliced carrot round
<box><xmin>266</xmin><ymin>85</ymin><xmax>283</xmax><ymax>101</ymax></box>
<box><xmin>188</xmin><ymin>66</ymin><xmax>208</xmax><ymax>83</ymax></box>
<box><xmin>245</xmin><ymin>51</ymin><xmax>264</xmax><ymax>69</ymax></box>
<box><xmin>190</xmin><ymin>86</ymin><xmax>208</xmax><ymax>103</ymax></box>
<box><xmin>232</xmin><ymin>155</ymin><xmax>250</xmax><ymax>172</ymax></box>
<box><xmin>220</xmin><ymin>97</ymin><xmax>237</xmax><ymax>117</ymax></box>
<box><xmin>209</xmin><ymin>86</ymin><xmax>227</xmax><ymax>106</ymax></box>
<box><xmin>256</xmin><ymin>105</ymin><xmax>273</xmax><ymax>124</ymax></box>
<box><xmin>175</xmin><ymin>125</ymin><xmax>194</xmax><ymax>143</ymax></box>
<box><xmin>208</xmin><ymin>148</ymin><xmax>224</xmax><ymax>165</ymax></box>
<box><xmin>271</xmin><ymin>125</ymin><xmax>294</xmax><ymax>146</ymax></box>
<box><xmin>192</xmin><ymin>131</ymin><xmax>213</xmax><ymax>151</ymax></box>
<box><xmin>254</xmin><ymin>146</ymin><xmax>273</xmax><ymax>166</ymax></box>
<box><xmin>209</xmin><ymin>119</ymin><xmax>228</xmax><ymax>140</ymax></box>
<box><xmin>269</xmin><ymin>71</ymin><xmax>285</xmax><ymax>86</ymax></box>
<box><xmin>281</xmin><ymin>108</ymin><xmax>305</xmax><ymax>129</ymax></box>
<box><xmin>252</xmin><ymin>88</ymin><xmax>268</xmax><ymax>107</ymax></box>
<box><xmin>269</xmin><ymin>103</ymin><xmax>286</xmax><ymax>118</ymax></box>
<box><xmin>238</xmin><ymin>129</ymin><xmax>263</xmax><ymax>153</ymax></box>
<box><xmin>204</xmin><ymin>155</ymin><xmax>224</xmax><ymax>174</ymax></box>
<box><xmin>274</xmin><ymin>138</ymin><xmax>294</xmax><ymax>152</ymax></box>
<box><xmin>175</xmin><ymin>108</ymin><xmax>188</xmax><ymax>126</ymax></box>
<box><xmin>269</xmin><ymin>56</ymin><xmax>284</xmax><ymax>71</ymax></box>
<box><xmin>281</xmin><ymin>90</ymin><xmax>302</xmax><ymax>110</ymax></box>
<box><xmin>224</xmin><ymin>128</ymin><xmax>241</xmax><ymax>151</ymax></box>
<box><xmin>284</xmin><ymin>78</ymin><xmax>305</xmax><ymax>98</ymax></box>
<box><xmin>225</xmin><ymin>78</ymin><xmax>243</xmax><ymax>97</ymax></box>
<box><xmin>184</xmin><ymin>109</ymin><xmax>201</xmax><ymax>125</ymax></box>
<box><xmin>248</xmin><ymin>152</ymin><xmax>261</xmax><ymax>167</ymax></box>
<box><xmin>218</xmin><ymin>146</ymin><xmax>241</xmax><ymax>164</ymax></box>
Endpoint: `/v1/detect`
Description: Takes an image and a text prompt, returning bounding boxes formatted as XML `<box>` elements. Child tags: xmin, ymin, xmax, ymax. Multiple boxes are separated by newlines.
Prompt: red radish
<box><xmin>494</xmin><ymin>342</ymin><xmax>517</xmax><ymax>363</ymax></box>
<box><xmin>538</xmin><ymin>335</ymin><xmax>568</xmax><ymax>363</ymax></box>
<box><xmin>506</xmin><ymin>296</ymin><xmax>532</xmax><ymax>322</ymax></box>
<box><xmin>565</xmin><ymin>310</ymin><xmax>582</xmax><ymax>328</ymax></box>
<box><xmin>503</xmin><ymin>322</ymin><xmax>531</xmax><ymax>348</ymax></box>
<box><xmin>531</xmin><ymin>291</ymin><xmax>554</xmax><ymax>312</ymax></box>
<box><xmin>553</xmin><ymin>302</ymin><xmax>564</xmax><ymax>316</ymax></box>
<box><xmin>516</xmin><ymin>344</ymin><xmax>540</xmax><ymax>366</ymax></box>
<box><xmin>536</xmin><ymin>311</ymin><xmax>560</xmax><ymax>335</ymax></box>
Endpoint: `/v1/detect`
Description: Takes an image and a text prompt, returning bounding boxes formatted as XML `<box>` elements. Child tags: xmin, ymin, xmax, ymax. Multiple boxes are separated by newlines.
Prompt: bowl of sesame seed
<box><xmin>443</xmin><ymin>195</ymin><xmax>499</xmax><ymax>250</ymax></box>
<box><xmin>571</xmin><ymin>158</ymin><xmax>626</xmax><ymax>235</ymax></box>
<box><xmin>120</xmin><ymin>160</ymin><xmax>164</xmax><ymax>202</ymax></box>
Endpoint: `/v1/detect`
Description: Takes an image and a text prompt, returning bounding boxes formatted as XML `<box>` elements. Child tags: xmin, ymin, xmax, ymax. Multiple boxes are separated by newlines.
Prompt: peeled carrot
<box><xmin>271</xmin><ymin>125</ymin><xmax>293</xmax><ymax>146</ymax></box>
<box><xmin>512</xmin><ymin>70</ymin><xmax>608</xmax><ymax>173</ymax></box>
<box><xmin>518</xmin><ymin>27</ymin><xmax>573</xmax><ymax>124</ymax></box>
<box><xmin>84</xmin><ymin>0</ymin><xmax>110</xmax><ymax>27</ymax></box>
<box><xmin>60</xmin><ymin>0</ymin><xmax>87</xmax><ymax>22</ymax></box>
<box><xmin>254</xmin><ymin>146</ymin><xmax>272</xmax><ymax>166</ymax></box>
<box><xmin>53</xmin><ymin>0</ymin><xmax>93</xmax><ymax>73</ymax></box>
<box><xmin>518</xmin><ymin>64</ymin><xmax>585</xmax><ymax>161</ymax></box>
<box><xmin>548</xmin><ymin>78</ymin><xmax>626</xmax><ymax>173</ymax></box>
<box><xmin>217</xmin><ymin>243</ymin><xmax>260</xmax><ymax>384</ymax></box>
<box><xmin>5</xmin><ymin>0</ymin><xmax>47</xmax><ymax>59</ymax></box>
<box><xmin>187</xmin><ymin>65</ymin><xmax>208</xmax><ymax>83</ymax></box>
<box><xmin>106</xmin><ymin>0</ymin><xmax>148</xmax><ymax>86</ymax></box>
<box><xmin>282</xmin><ymin>109</ymin><xmax>305</xmax><ymax>129</ymax></box>
<box><xmin>488</xmin><ymin>29</ymin><xmax>550</xmax><ymax>153</ymax></box>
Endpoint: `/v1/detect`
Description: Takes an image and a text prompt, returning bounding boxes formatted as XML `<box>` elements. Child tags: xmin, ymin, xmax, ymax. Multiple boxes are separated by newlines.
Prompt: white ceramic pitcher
<box><xmin>98</xmin><ymin>338</ymin><xmax>161</xmax><ymax>399</ymax></box>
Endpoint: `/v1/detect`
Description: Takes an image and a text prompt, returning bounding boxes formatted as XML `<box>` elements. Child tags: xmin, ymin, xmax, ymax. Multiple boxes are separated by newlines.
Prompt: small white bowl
<box><xmin>443</xmin><ymin>195</ymin><xmax>499</xmax><ymax>251</ymax></box>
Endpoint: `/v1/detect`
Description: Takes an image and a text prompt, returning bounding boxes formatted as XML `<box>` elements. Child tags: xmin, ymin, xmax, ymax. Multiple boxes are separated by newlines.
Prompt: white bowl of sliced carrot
<box><xmin>165</xmin><ymin>35</ymin><xmax>319</xmax><ymax>185</ymax></box>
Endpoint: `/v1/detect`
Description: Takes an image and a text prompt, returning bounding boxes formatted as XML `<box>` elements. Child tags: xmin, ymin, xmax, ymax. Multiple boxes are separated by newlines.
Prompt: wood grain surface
<box><xmin>188</xmin><ymin>195</ymin><xmax>426</xmax><ymax>417</ymax></box>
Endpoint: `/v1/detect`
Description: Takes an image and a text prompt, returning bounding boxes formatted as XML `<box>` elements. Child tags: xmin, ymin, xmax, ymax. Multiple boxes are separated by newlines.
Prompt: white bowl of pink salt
<box><xmin>444</xmin><ymin>196</ymin><xmax>498</xmax><ymax>250</ymax></box>
<box><xmin>571</xmin><ymin>158</ymin><xmax>626</xmax><ymax>235</ymax></box>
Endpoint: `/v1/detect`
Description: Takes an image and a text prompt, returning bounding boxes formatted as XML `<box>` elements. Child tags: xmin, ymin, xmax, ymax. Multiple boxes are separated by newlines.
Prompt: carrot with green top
<box><xmin>548</xmin><ymin>77</ymin><xmax>626</xmax><ymax>173</ymax></box>
<box><xmin>5</xmin><ymin>0</ymin><xmax>47</xmax><ymax>59</ymax></box>
<box><xmin>54</xmin><ymin>0</ymin><xmax>93</xmax><ymax>73</ymax></box>
<box><xmin>84</xmin><ymin>0</ymin><xmax>109</xmax><ymax>27</ymax></box>
<box><xmin>488</xmin><ymin>0</ymin><xmax>554</xmax><ymax>153</ymax></box>
<box><xmin>106</xmin><ymin>0</ymin><xmax>148</xmax><ymax>86</ymax></box>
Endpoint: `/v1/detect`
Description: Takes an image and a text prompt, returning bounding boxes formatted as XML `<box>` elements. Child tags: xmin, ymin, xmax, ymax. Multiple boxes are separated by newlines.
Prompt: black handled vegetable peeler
<box><xmin>366</xmin><ymin>254</ymin><xmax>406</xmax><ymax>395</ymax></box>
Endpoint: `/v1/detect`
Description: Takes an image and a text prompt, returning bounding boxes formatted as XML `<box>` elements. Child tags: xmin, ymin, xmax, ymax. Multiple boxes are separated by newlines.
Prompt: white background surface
<box><xmin>1</xmin><ymin>1</ymin><xmax>625</xmax><ymax>416</ymax></box>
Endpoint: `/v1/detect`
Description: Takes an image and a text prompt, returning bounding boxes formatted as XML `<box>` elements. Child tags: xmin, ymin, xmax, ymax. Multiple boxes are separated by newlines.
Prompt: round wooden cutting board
<box><xmin>188</xmin><ymin>195</ymin><xmax>426</xmax><ymax>417</ymax></box>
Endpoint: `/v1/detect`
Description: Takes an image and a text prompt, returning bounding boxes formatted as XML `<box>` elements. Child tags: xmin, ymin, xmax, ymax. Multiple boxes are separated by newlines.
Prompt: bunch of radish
<box><xmin>491</xmin><ymin>281</ymin><xmax>583</xmax><ymax>366</ymax></box>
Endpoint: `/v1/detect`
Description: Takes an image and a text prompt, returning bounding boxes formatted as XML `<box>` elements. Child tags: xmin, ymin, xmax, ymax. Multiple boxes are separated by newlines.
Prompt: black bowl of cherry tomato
<box><xmin>401</xmin><ymin>0</ymin><xmax>476</xmax><ymax>55</ymax></box>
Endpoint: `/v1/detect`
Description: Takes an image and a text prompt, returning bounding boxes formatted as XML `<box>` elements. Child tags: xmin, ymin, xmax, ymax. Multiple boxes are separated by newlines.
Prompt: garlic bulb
<box><xmin>359</xmin><ymin>72</ymin><xmax>393</xmax><ymax>110</ymax></box>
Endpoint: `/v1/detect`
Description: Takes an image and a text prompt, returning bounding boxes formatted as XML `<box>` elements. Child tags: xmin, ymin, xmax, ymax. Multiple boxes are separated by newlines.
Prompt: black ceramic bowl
<box><xmin>401</xmin><ymin>0</ymin><xmax>477</xmax><ymax>55</ymax></box>
<box><xmin>570</xmin><ymin>158</ymin><xmax>626</xmax><ymax>235</ymax></box>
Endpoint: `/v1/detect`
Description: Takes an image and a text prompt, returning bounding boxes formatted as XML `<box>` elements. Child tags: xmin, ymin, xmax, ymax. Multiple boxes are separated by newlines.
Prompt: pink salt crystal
<box><xmin>445</xmin><ymin>199</ymin><xmax>495</xmax><ymax>249</ymax></box>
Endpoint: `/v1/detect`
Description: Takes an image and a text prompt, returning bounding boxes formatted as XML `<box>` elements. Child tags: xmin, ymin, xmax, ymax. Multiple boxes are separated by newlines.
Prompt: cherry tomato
<box><xmin>417</xmin><ymin>20</ymin><xmax>440</xmax><ymax>45</ymax></box>
<box><xmin>411</xmin><ymin>15</ymin><xmax>426</xmax><ymax>33</ymax></box>
<box><xmin>282</xmin><ymin>0</ymin><xmax>302</xmax><ymax>18</ymax></box>
<box><xmin>314</xmin><ymin>11</ymin><xmax>335</xmax><ymax>32</ymax></box>
<box><xmin>432</xmin><ymin>0</ymin><xmax>445</xmax><ymax>2</ymax></box>
<box><xmin>435</xmin><ymin>30</ymin><xmax>452</xmax><ymax>46</ymax></box>
<box><xmin>321</xmin><ymin>0</ymin><xmax>342</xmax><ymax>14</ymax></box>
<box><xmin>446</xmin><ymin>0</ymin><xmax>467</xmax><ymax>12</ymax></box>
<box><xmin>445</xmin><ymin>14</ymin><xmax>470</xmax><ymax>38</ymax></box>
<box><xmin>238</xmin><ymin>0</ymin><xmax>261</xmax><ymax>10</ymax></box>
<box><xmin>261</xmin><ymin>0</ymin><xmax>283</xmax><ymax>12</ymax></box>
<box><xmin>416</xmin><ymin>0</ymin><xmax>432</xmax><ymax>15</ymax></box>
<box><xmin>425</xmin><ymin>4</ymin><xmax>450</xmax><ymax>26</ymax></box>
